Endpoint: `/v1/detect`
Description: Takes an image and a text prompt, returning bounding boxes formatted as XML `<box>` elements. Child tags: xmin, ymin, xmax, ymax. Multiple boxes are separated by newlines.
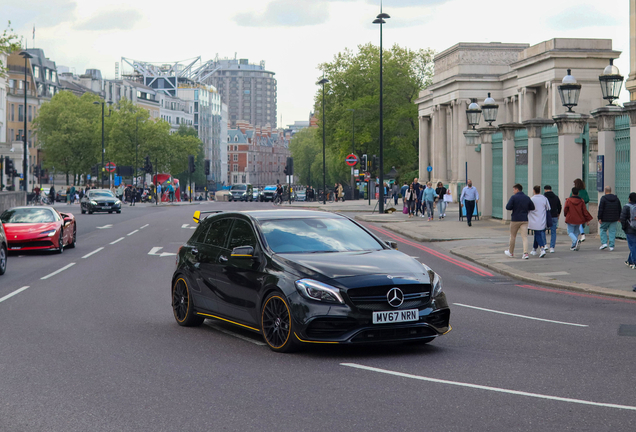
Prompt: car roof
<box><xmin>3</xmin><ymin>206</ymin><xmax>57</xmax><ymax>213</ymax></box>
<box><xmin>231</xmin><ymin>210</ymin><xmax>343</xmax><ymax>221</ymax></box>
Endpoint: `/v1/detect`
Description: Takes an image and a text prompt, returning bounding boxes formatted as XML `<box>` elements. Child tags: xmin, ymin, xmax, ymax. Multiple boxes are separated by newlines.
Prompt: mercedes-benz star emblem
<box><xmin>387</xmin><ymin>288</ymin><xmax>404</xmax><ymax>308</ymax></box>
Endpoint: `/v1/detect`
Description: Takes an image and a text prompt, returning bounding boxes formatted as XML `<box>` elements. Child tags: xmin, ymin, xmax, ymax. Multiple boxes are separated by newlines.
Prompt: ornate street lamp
<box><xmin>318</xmin><ymin>77</ymin><xmax>329</xmax><ymax>205</ymax></box>
<box><xmin>19</xmin><ymin>51</ymin><xmax>32</xmax><ymax>191</ymax></box>
<box><xmin>599</xmin><ymin>59</ymin><xmax>624</xmax><ymax>106</ymax></box>
<box><xmin>558</xmin><ymin>69</ymin><xmax>581</xmax><ymax>113</ymax></box>
<box><xmin>373</xmin><ymin>8</ymin><xmax>389</xmax><ymax>213</ymax></box>
<box><xmin>466</xmin><ymin>99</ymin><xmax>482</xmax><ymax>130</ymax></box>
<box><xmin>482</xmin><ymin>93</ymin><xmax>498</xmax><ymax>126</ymax></box>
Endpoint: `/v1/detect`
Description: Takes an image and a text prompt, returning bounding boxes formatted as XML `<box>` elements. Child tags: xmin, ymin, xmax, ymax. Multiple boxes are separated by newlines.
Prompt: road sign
<box><xmin>105</xmin><ymin>162</ymin><xmax>117</xmax><ymax>173</ymax></box>
<box><xmin>364</xmin><ymin>172</ymin><xmax>371</xmax><ymax>181</ymax></box>
<box><xmin>354</xmin><ymin>169</ymin><xmax>359</xmax><ymax>176</ymax></box>
<box><xmin>427</xmin><ymin>166</ymin><xmax>433</xmax><ymax>172</ymax></box>
<box><xmin>345</xmin><ymin>154</ymin><xmax>358</xmax><ymax>167</ymax></box>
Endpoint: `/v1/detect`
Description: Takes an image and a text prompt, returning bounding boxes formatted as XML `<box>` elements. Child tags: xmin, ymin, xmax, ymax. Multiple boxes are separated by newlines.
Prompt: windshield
<box><xmin>1</xmin><ymin>208</ymin><xmax>57</xmax><ymax>223</ymax></box>
<box><xmin>88</xmin><ymin>191</ymin><xmax>115</xmax><ymax>198</ymax></box>
<box><xmin>231</xmin><ymin>185</ymin><xmax>247</xmax><ymax>191</ymax></box>
<box><xmin>264</xmin><ymin>186</ymin><xmax>276</xmax><ymax>191</ymax></box>
<box><xmin>259</xmin><ymin>217</ymin><xmax>384</xmax><ymax>254</ymax></box>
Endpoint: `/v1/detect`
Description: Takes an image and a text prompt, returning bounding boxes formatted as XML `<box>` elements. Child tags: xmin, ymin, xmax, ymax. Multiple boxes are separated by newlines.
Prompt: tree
<box><xmin>173</xmin><ymin>124</ymin><xmax>205</xmax><ymax>189</ymax></box>
<box><xmin>0</xmin><ymin>21</ymin><xmax>20</xmax><ymax>78</ymax></box>
<box><xmin>313</xmin><ymin>43</ymin><xmax>434</xmax><ymax>186</ymax></box>
<box><xmin>289</xmin><ymin>127</ymin><xmax>322</xmax><ymax>187</ymax></box>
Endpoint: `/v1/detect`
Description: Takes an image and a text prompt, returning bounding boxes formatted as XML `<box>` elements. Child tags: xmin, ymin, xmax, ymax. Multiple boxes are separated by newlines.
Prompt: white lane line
<box><xmin>127</xmin><ymin>230</ymin><xmax>139</xmax><ymax>236</ymax></box>
<box><xmin>140</xmin><ymin>224</ymin><xmax>149</xmax><ymax>229</ymax></box>
<box><xmin>82</xmin><ymin>247</ymin><xmax>104</xmax><ymax>259</ymax></box>
<box><xmin>204</xmin><ymin>322</ymin><xmax>266</xmax><ymax>346</ymax></box>
<box><xmin>110</xmin><ymin>237</ymin><xmax>125</xmax><ymax>245</ymax></box>
<box><xmin>453</xmin><ymin>303</ymin><xmax>588</xmax><ymax>327</ymax></box>
<box><xmin>341</xmin><ymin>363</ymin><xmax>636</xmax><ymax>411</ymax></box>
<box><xmin>0</xmin><ymin>286</ymin><xmax>30</xmax><ymax>304</ymax></box>
<box><xmin>41</xmin><ymin>263</ymin><xmax>76</xmax><ymax>280</ymax></box>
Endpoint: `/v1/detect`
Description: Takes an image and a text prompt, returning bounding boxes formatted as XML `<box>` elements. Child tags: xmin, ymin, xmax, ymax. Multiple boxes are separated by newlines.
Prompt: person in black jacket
<box><xmin>543</xmin><ymin>185</ymin><xmax>561</xmax><ymax>253</ymax></box>
<box><xmin>597</xmin><ymin>186</ymin><xmax>622</xmax><ymax>251</ymax></box>
<box><xmin>504</xmin><ymin>184</ymin><xmax>535</xmax><ymax>259</ymax></box>
<box><xmin>619</xmin><ymin>192</ymin><xmax>636</xmax><ymax>270</ymax></box>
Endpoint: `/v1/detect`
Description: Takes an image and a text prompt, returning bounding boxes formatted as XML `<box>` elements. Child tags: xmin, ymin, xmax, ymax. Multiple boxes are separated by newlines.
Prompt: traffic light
<box><xmin>33</xmin><ymin>165</ymin><xmax>40</xmax><ymax>178</ymax></box>
<box><xmin>285</xmin><ymin>157</ymin><xmax>293</xmax><ymax>176</ymax></box>
<box><xmin>361</xmin><ymin>154</ymin><xmax>368</xmax><ymax>171</ymax></box>
<box><xmin>144</xmin><ymin>156</ymin><xmax>153</xmax><ymax>174</ymax></box>
<box><xmin>372</xmin><ymin>155</ymin><xmax>378</xmax><ymax>172</ymax></box>
<box><xmin>283</xmin><ymin>165</ymin><xmax>289</xmax><ymax>176</ymax></box>
<box><xmin>5</xmin><ymin>157</ymin><xmax>14</xmax><ymax>175</ymax></box>
<box><xmin>91</xmin><ymin>164</ymin><xmax>98</xmax><ymax>176</ymax></box>
<box><xmin>204</xmin><ymin>159</ymin><xmax>210</xmax><ymax>176</ymax></box>
<box><xmin>188</xmin><ymin>155</ymin><xmax>196</xmax><ymax>173</ymax></box>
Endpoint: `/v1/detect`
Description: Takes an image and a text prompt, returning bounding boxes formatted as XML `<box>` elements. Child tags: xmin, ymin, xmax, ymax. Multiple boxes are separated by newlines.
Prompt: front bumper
<box><xmin>89</xmin><ymin>203</ymin><xmax>121</xmax><ymax>212</ymax></box>
<box><xmin>8</xmin><ymin>238</ymin><xmax>57</xmax><ymax>251</ymax></box>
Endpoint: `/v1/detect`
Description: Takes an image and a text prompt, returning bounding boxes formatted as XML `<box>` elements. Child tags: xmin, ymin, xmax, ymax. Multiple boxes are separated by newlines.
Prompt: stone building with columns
<box><xmin>415</xmin><ymin>38</ymin><xmax>623</xmax><ymax>230</ymax></box>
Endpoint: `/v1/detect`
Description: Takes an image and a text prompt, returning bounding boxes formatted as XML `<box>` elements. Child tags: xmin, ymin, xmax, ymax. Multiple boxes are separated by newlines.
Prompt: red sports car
<box><xmin>0</xmin><ymin>206</ymin><xmax>76</xmax><ymax>253</ymax></box>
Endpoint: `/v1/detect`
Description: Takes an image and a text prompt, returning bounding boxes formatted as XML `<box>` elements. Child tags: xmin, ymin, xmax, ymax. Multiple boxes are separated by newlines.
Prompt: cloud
<box><xmin>366</xmin><ymin>0</ymin><xmax>452</xmax><ymax>7</ymax></box>
<box><xmin>545</xmin><ymin>8</ymin><xmax>618</xmax><ymax>30</ymax></box>
<box><xmin>233</xmin><ymin>0</ymin><xmax>329</xmax><ymax>27</ymax></box>
<box><xmin>74</xmin><ymin>9</ymin><xmax>143</xmax><ymax>31</ymax></box>
<box><xmin>1</xmin><ymin>0</ymin><xmax>77</xmax><ymax>28</ymax></box>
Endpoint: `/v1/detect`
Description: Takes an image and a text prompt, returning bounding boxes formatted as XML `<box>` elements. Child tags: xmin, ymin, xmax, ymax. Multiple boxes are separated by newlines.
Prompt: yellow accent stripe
<box><xmin>197</xmin><ymin>312</ymin><xmax>260</xmax><ymax>332</ymax></box>
<box><xmin>294</xmin><ymin>333</ymin><xmax>339</xmax><ymax>344</ymax></box>
<box><xmin>230</xmin><ymin>254</ymin><xmax>252</xmax><ymax>257</ymax></box>
<box><xmin>441</xmin><ymin>325</ymin><xmax>452</xmax><ymax>335</ymax></box>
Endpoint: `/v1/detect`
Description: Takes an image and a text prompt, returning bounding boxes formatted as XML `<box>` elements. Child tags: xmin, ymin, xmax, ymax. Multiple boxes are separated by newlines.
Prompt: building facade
<box><xmin>158</xmin><ymin>93</ymin><xmax>193</xmax><ymax>133</ymax></box>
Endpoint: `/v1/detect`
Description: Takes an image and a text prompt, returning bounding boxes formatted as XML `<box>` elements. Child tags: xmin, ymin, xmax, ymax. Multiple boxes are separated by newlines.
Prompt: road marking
<box><xmin>96</xmin><ymin>224</ymin><xmax>112</xmax><ymax>229</ymax></box>
<box><xmin>140</xmin><ymin>224</ymin><xmax>149</xmax><ymax>229</ymax></box>
<box><xmin>340</xmin><ymin>363</ymin><xmax>636</xmax><ymax>411</ymax></box>
<box><xmin>181</xmin><ymin>224</ymin><xmax>196</xmax><ymax>229</ymax></box>
<box><xmin>127</xmin><ymin>230</ymin><xmax>139</xmax><ymax>236</ymax></box>
<box><xmin>148</xmin><ymin>247</ymin><xmax>177</xmax><ymax>257</ymax></box>
<box><xmin>110</xmin><ymin>237</ymin><xmax>125</xmax><ymax>245</ymax></box>
<box><xmin>453</xmin><ymin>303</ymin><xmax>588</xmax><ymax>327</ymax></box>
<box><xmin>205</xmin><ymin>321</ymin><xmax>266</xmax><ymax>346</ymax></box>
<box><xmin>0</xmin><ymin>286</ymin><xmax>30</xmax><ymax>304</ymax></box>
<box><xmin>41</xmin><ymin>263</ymin><xmax>76</xmax><ymax>280</ymax></box>
<box><xmin>82</xmin><ymin>247</ymin><xmax>104</xmax><ymax>259</ymax></box>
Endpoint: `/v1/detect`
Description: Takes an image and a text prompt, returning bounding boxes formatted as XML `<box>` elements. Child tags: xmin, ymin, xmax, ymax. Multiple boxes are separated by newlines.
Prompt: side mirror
<box><xmin>231</xmin><ymin>246</ymin><xmax>255</xmax><ymax>258</ymax></box>
<box><xmin>386</xmin><ymin>240</ymin><xmax>398</xmax><ymax>250</ymax></box>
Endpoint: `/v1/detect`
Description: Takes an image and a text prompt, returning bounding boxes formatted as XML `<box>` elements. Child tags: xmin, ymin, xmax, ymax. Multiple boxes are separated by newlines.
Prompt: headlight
<box><xmin>40</xmin><ymin>229</ymin><xmax>56</xmax><ymax>237</ymax></box>
<box><xmin>295</xmin><ymin>279</ymin><xmax>344</xmax><ymax>304</ymax></box>
<box><xmin>428</xmin><ymin>269</ymin><xmax>443</xmax><ymax>297</ymax></box>
<box><xmin>115</xmin><ymin>200</ymin><xmax>121</xmax><ymax>205</ymax></box>
<box><xmin>90</xmin><ymin>200</ymin><xmax>98</xmax><ymax>205</ymax></box>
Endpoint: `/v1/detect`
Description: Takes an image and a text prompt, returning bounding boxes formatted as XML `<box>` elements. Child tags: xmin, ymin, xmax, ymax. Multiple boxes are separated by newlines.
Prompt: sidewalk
<box><xmin>345</xmin><ymin>201</ymin><xmax>636</xmax><ymax>299</ymax></box>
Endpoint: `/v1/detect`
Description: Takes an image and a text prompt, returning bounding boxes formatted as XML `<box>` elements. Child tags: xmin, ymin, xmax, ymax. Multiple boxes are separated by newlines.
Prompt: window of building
<box><xmin>18</xmin><ymin>105</ymin><xmax>24</xmax><ymax>122</ymax></box>
<box><xmin>234</xmin><ymin>136</ymin><xmax>238</xmax><ymax>142</ymax></box>
<box><xmin>233</xmin><ymin>154</ymin><xmax>238</xmax><ymax>161</ymax></box>
<box><xmin>233</xmin><ymin>164</ymin><xmax>238</xmax><ymax>171</ymax></box>
<box><xmin>233</xmin><ymin>175</ymin><xmax>238</xmax><ymax>183</ymax></box>
<box><xmin>227</xmin><ymin>136</ymin><xmax>230</xmax><ymax>142</ymax></box>
<box><xmin>49</xmin><ymin>85</ymin><xmax>54</xmax><ymax>95</ymax></box>
<box><xmin>51</xmin><ymin>71</ymin><xmax>56</xmax><ymax>82</ymax></box>
<box><xmin>28</xmin><ymin>106</ymin><xmax>32</xmax><ymax>122</ymax></box>
<box><xmin>10</xmin><ymin>104</ymin><xmax>14</xmax><ymax>121</ymax></box>
<box><xmin>45</xmin><ymin>69</ymin><xmax>50</xmax><ymax>81</ymax></box>
<box><xmin>33</xmin><ymin>66</ymin><xmax>39</xmax><ymax>78</ymax></box>
<box><xmin>234</xmin><ymin>145</ymin><xmax>238</xmax><ymax>151</ymax></box>
<box><xmin>9</xmin><ymin>79</ymin><xmax>14</xmax><ymax>88</ymax></box>
<box><xmin>18</xmin><ymin>129</ymin><xmax>23</xmax><ymax>140</ymax></box>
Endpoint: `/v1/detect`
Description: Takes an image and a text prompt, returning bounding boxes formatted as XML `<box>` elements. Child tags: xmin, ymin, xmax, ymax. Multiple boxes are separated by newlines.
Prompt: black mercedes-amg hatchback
<box><xmin>172</xmin><ymin>209</ymin><xmax>450</xmax><ymax>352</ymax></box>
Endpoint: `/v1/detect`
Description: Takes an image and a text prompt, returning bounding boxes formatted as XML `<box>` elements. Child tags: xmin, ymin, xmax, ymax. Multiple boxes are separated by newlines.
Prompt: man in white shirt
<box><xmin>460</xmin><ymin>180</ymin><xmax>479</xmax><ymax>227</ymax></box>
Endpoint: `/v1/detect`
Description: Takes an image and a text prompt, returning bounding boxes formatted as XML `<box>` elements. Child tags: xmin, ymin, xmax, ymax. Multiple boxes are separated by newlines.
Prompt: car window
<box><xmin>228</xmin><ymin>220</ymin><xmax>257</xmax><ymax>250</ymax></box>
<box><xmin>190</xmin><ymin>224</ymin><xmax>209</xmax><ymax>244</ymax></box>
<box><xmin>203</xmin><ymin>219</ymin><xmax>233</xmax><ymax>248</ymax></box>
<box><xmin>88</xmin><ymin>191</ymin><xmax>115</xmax><ymax>198</ymax></box>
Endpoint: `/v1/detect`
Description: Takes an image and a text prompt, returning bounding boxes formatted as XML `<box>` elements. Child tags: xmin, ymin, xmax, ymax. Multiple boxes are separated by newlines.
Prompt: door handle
<box><xmin>192</xmin><ymin>248</ymin><xmax>199</xmax><ymax>255</ymax></box>
<box><xmin>219</xmin><ymin>255</ymin><xmax>228</xmax><ymax>263</ymax></box>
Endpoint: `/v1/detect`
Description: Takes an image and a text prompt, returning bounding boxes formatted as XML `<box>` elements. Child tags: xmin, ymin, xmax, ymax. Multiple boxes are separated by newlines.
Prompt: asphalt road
<box><xmin>0</xmin><ymin>201</ymin><xmax>634</xmax><ymax>431</ymax></box>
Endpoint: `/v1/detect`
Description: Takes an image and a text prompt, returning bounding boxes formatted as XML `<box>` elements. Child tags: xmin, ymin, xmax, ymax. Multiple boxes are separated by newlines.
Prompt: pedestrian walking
<box><xmin>564</xmin><ymin>187</ymin><xmax>593</xmax><ymax>251</ymax></box>
<box><xmin>392</xmin><ymin>183</ymin><xmax>399</xmax><ymax>205</ymax></box>
<box><xmin>404</xmin><ymin>184</ymin><xmax>417</xmax><ymax>218</ymax></box>
<box><xmin>156</xmin><ymin>183</ymin><xmax>162</xmax><ymax>203</ymax></box>
<box><xmin>130</xmin><ymin>187</ymin><xmax>137</xmax><ymax>206</ymax></box>
<box><xmin>423</xmin><ymin>182</ymin><xmax>436</xmax><ymax>221</ymax></box>
<box><xmin>69</xmin><ymin>185</ymin><xmax>76</xmax><ymax>205</ymax></box>
<box><xmin>619</xmin><ymin>192</ymin><xmax>636</xmax><ymax>270</ymax></box>
<box><xmin>435</xmin><ymin>182</ymin><xmax>447</xmax><ymax>219</ymax></box>
<box><xmin>417</xmin><ymin>184</ymin><xmax>425</xmax><ymax>217</ymax></box>
<box><xmin>504</xmin><ymin>184</ymin><xmax>535</xmax><ymax>259</ymax></box>
<box><xmin>460</xmin><ymin>179</ymin><xmax>479</xmax><ymax>227</ymax></box>
<box><xmin>400</xmin><ymin>182</ymin><xmax>408</xmax><ymax>203</ymax></box>
<box><xmin>570</xmin><ymin>178</ymin><xmax>590</xmax><ymax>242</ymax></box>
<box><xmin>528</xmin><ymin>185</ymin><xmax>551</xmax><ymax>258</ymax></box>
<box><xmin>543</xmin><ymin>185</ymin><xmax>561</xmax><ymax>253</ymax></box>
<box><xmin>597</xmin><ymin>186</ymin><xmax>622</xmax><ymax>251</ymax></box>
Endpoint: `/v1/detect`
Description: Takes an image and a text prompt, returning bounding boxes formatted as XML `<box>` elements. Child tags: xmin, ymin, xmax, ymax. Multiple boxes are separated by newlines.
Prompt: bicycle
<box><xmin>273</xmin><ymin>194</ymin><xmax>283</xmax><ymax>205</ymax></box>
<box><xmin>29</xmin><ymin>195</ymin><xmax>49</xmax><ymax>206</ymax></box>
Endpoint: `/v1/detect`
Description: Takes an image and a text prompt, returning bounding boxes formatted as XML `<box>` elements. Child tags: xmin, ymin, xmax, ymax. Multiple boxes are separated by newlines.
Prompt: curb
<box><xmin>450</xmin><ymin>247</ymin><xmax>636</xmax><ymax>300</ymax></box>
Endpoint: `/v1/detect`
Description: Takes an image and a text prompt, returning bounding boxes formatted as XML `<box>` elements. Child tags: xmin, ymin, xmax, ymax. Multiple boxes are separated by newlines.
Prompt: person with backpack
<box><xmin>564</xmin><ymin>187</ymin><xmax>593</xmax><ymax>251</ymax></box>
<box><xmin>570</xmin><ymin>178</ymin><xmax>590</xmax><ymax>242</ymax></box>
<box><xmin>543</xmin><ymin>185</ymin><xmax>562</xmax><ymax>253</ymax></box>
<box><xmin>528</xmin><ymin>185</ymin><xmax>551</xmax><ymax>258</ymax></box>
<box><xmin>619</xmin><ymin>192</ymin><xmax>636</xmax><ymax>270</ymax></box>
<box><xmin>597</xmin><ymin>186</ymin><xmax>622</xmax><ymax>251</ymax></box>
<box><xmin>504</xmin><ymin>184</ymin><xmax>535</xmax><ymax>259</ymax></box>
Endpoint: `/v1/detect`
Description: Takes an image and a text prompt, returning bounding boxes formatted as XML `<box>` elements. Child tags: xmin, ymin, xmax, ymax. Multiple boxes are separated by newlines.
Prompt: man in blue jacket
<box><xmin>504</xmin><ymin>183</ymin><xmax>535</xmax><ymax>259</ymax></box>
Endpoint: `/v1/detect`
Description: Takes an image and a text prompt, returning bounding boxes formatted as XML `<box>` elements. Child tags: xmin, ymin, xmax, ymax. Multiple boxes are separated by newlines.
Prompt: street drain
<box><xmin>618</xmin><ymin>325</ymin><xmax>636</xmax><ymax>337</ymax></box>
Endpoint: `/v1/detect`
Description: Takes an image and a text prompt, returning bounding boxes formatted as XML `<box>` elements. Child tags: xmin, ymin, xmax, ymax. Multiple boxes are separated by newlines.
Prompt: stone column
<box><xmin>504</xmin><ymin>98</ymin><xmax>512</xmax><ymax>123</ymax></box>
<box><xmin>512</xmin><ymin>96</ymin><xmax>519</xmax><ymax>123</ymax></box>
<box><xmin>450</xmin><ymin>100</ymin><xmax>459</xmax><ymax>182</ymax></box>
<box><xmin>498</xmin><ymin>123</ymin><xmax>525</xmax><ymax>221</ymax></box>
<box><xmin>521</xmin><ymin>88</ymin><xmax>536</xmax><ymax>121</ymax></box>
<box><xmin>626</xmin><ymin>0</ymin><xmax>636</xmax><ymax>99</ymax></box>
<box><xmin>419</xmin><ymin>116</ymin><xmax>430</xmax><ymax>179</ymax></box>
<box><xmin>477</xmin><ymin>126</ymin><xmax>497</xmax><ymax>218</ymax></box>
<box><xmin>456</xmin><ymin>100</ymin><xmax>468</xmax><ymax>184</ymax></box>
<box><xmin>523</xmin><ymin>119</ymin><xmax>554</xmax><ymax>191</ymax></box>
<box><xmin>624</xmin><ymin>102</ymin><xmax>636</xmax><ymax>192</ymax></box>
<box><xmin>591</xmin><ymin>106</ymin><xmax>623</xmax><ymax>201</ymax></box>
<box><xmin>554</xmin><ymin>113</ymin><xmax>590</xmax><ymax>227</ymax></box>
<box><xmin>433</xmin><ymin>105</ymin><xmax>448</xmax><ymax>183</ymax></box>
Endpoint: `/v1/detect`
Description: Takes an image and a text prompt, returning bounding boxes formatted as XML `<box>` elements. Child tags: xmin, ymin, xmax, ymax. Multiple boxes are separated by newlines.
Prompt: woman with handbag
<box><xmin>528</xmin><ymin>185</ymin><xmax>551</xmax><ymax>258</ymax></box>
<box><xmin>404</xmin><ymin>184</ymin><xmax>417</xmax><ymax>218</ymax></box>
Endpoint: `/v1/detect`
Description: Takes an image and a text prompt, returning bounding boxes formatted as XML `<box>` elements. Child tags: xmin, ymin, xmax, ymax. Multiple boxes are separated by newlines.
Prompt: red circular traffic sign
<box><xmin>105</xmin><ymin>162</ymin><xmax>117</xmax><ymax>173</ymax></box>
<box><xmin>345</xmin><ymin>154</ymin><xmax>358</xmax><ymax>167</ymax></box>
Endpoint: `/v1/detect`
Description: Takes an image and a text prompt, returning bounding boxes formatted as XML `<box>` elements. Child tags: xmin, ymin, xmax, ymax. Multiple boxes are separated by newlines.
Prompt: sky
<box><xmin>1</xmin><ymin>0</ymin><xmax>631</xmax><ymax>127</ymax></box>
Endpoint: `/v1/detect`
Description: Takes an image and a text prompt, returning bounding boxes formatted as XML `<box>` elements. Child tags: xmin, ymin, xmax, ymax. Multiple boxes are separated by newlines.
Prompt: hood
<box><xmin>3</xmin><ymin>222</ymin><xmax>59</xmax><ymax>238</ymax></box>
<box><xmin>274</xmin><ymin>249</ymin><xmax>429</xmax><ymax>287</ymax></box>
<box><xmin>544</xmin><ymin>191</ymin><xmax>556</xmax><ymax>198</ymax></box>
<box><xmin>567</xmin><ymin>196</ymin><xmax>586</xmax><ymax>207</ymax></box>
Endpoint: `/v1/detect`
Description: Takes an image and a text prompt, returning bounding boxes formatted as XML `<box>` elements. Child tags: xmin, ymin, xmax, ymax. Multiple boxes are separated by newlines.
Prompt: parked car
<box><xmin>228</xmin><ymin>184</ymin><xmax>253</xmax><ymax>202</ymax></box>
<box><xmin>295</xmin><ymin>189</ymin><xmax>306</xmax><ymax>202</ymax></box>
<box><xmin>0</xmin><ymin>206</ymin><xmax>76</xmax><ymax>254</ymax></box>
<box><xmin>171</xmin><ymin>209</ymin><xmax>450</xmax><ymax>352</ymax></box>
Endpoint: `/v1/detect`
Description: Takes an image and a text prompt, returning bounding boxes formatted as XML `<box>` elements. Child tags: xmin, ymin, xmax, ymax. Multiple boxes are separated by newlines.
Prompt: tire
<box><xmin>67</xmin><ymin>227</ymin><xmax>76</xmax><ymax>249</ymax></box>
<box><xmin>0</xmin><ymin>244</ymin><xmax>7</xmax><ymax>275</ymax></box>
<box><xmin>172</xmin><ymin>276</ymin><xmax>204</xmax><ymax>327</ymax></box>
<box><xmin>81</xmin><ymin>205</ymin><xmax>86</xmax><ymax>214</ymax></box>
<box><xmin>88</xmin><ymin>207</ymin><xmax>93</xmax><ymax>214</ymax></box>
<box><xmin>261</xmin><ymin>292</ymin><xmax>298</xmax><ymax>353</ymax></box>
<box><xmin>57</xmin><ymin>230</ymin><xmax>64</xmax><ymax>254</ymax></box>
<box><xmin>116</xmin><ymin>210</ymin><xmax>121</xmax><ymax>214</ymax></box>
<box><xmin>108</xmin><ymin>211</ymin><xmax>113</xmax><ymax>214</ymax></box>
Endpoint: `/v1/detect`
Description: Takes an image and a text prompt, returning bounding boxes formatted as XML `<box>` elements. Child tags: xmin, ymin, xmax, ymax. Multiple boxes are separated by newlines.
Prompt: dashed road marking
<box><xmin>127</xmin><ymin>230</ymin><xmax>139</xmax><ymax>236</ymax></box>
<box><xmin>110</xmin><ymin>237</ymin><xmax>125</xmax><ymax>245</ymax></box>
<box><xmin>82</xmin><ymin>247</ymin><xmax>104</xmax><ymax>259</ymax></box>
<box><xmin>140</xmin><ymin>224</ymin><xmax>149</xmax><ymax>229</ymax></box>
<box><xmin>0</xmin><ymin>286</ymin><xmax>30</xmax><ymax>304</ymax></box>
<box><xmin>41</xmin><ymin>263</ymin><xmax>76</xmax><ymax>280</ymax></box>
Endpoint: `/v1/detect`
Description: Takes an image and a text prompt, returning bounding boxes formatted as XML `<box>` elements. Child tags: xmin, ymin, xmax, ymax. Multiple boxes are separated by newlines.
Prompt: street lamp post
<box><xmin>599</xmin><ymin>59</ymin><xmax>624</xmax><ymax>106</ymax></box>
<box><xmin>135</xmin><ymin>117</ymin><xmax>139</xmax><ymax>188</ymax></box>
<box><xmin>318</xmin><ymin>77</ymin><xmax>329</xmax><ymax>204</ymax></box>
<box><xmin>347</xmin><ymin>108</ymin><xmax>356</xmax><ymax>199</ymax></box>
<box><xmin>373</xmin><ymin>8</ymin><xmax>390</xmax><ymax>213</ymax></box>
<box><xmin>19</xmin><ymin>51</ymin><xmax>32</xmax><ymax>191</ymax></box>
<box><xmin>557</xmin><ymin>69</ymin><xmax>582</xmax><ymax>113</ymax></box>
<box><xmin>93</xmin><ymin>100</ymin><xmax>112</xmax><ymax>188</ymax></box>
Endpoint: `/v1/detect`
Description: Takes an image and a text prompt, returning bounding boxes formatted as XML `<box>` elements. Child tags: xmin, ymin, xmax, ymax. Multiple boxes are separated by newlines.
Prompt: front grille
<box><xmin>306</xmin><ymin>318</ymin><xmax>358</xmax><ymax>338</ymax></box>
<box><xmin>351</xmin><ymin>325</ymin><xmax>437</xmax><ymax>343</ymax></box>
<box><xmin>347</xmin><ymin>284</ymin><xmax>431</xmax><ymax>311</ymax></box>
<box><xmin>96</xmin><ymin>201</ymin><xmax>115</xmax><ymax>206</ymax></box>
<box><xmin>9</xmin><ymin>241</ymin><xmax>53</xmax><ymax>249</ymax></box>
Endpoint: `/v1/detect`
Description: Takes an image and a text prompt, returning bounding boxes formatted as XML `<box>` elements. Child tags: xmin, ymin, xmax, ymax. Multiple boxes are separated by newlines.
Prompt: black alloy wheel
<box><xmin>171</xmin><ymin>277</ymin><xmax>204</xmax><ymax>327</ymax></box>
<box><xmin>0</xmin><ymin>245</ymin><xmax>7</xmax><ymax>275</ymax></box>
<box><xmin>81</xmin><ymin>204</ymin><xmax>86</xmax><ymax>215</ymax></box>
<box><xmin>261</xmin><ymin>292</ymin><xmax>297</xmax><ymax>352</ymax></box>
<box><xmin>57</xmin><ymin>230</ymin><xmax>64</xmax><ymax>254</ymax></box>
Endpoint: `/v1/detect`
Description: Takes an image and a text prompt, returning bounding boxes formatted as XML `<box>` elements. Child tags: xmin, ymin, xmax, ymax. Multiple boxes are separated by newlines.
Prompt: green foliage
<box><xmin>308</xmin><ymin>43</ymin><xmax>433</xmax><ymax>186</ymax></box>
<box><xmin>289</xmin><ymin>128</ymin><xmax>322</xmax><ymax>187</ymax></box>
<box><xmin>0</xmin><ymin>21</ymin><xmax>21</xmax><ymax>78</ymax></box>
<box><xmin>174</xmin><ymin>124</ymin><xmax>206</xmax><ymax>187</ymax></box>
